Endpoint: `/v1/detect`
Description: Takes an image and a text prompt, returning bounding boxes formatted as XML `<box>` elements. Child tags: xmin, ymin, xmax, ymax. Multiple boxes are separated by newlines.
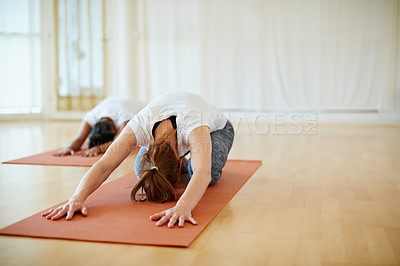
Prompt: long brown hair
<box><xmin>130</xmin><ymin>130</ymin><xmax>180</xmax><ymax>203</ymax></box>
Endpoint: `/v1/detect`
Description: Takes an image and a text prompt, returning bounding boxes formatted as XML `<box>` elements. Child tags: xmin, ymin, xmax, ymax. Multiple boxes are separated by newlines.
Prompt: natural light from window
<box><xmin>0</xmin><ymin>0</ymin><xmax>42</xmax><ymax>114</ymax></box>
<box><xmin>57</xmin><ymin>0</ymin><xmax>105</xmax><ymax>111</ymax></box>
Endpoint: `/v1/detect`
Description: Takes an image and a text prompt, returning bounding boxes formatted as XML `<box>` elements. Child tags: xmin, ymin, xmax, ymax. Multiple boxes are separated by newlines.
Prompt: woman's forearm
<box><xmin>178</xmin><ymin>126</ymin><xmax>213</xmax><ymax>212</ymax></box>
<box><xmin>69</xmin><ymin>121</ymin><xmax>92</xmax><ymax>151</ymax></box>
<box><xmin>70</xmin><ymin>161</ymin><xmax>113</xmax><ymax>202</ymax></box>
<box><xmin>176</xmin><ymin>169</ymin><xmax>211</xmax><ymax>211</ymax></box>
<box><xmin>68</xmin><ymin>137</ymin><xmax>86</xmax><ymax>151</ymax></box>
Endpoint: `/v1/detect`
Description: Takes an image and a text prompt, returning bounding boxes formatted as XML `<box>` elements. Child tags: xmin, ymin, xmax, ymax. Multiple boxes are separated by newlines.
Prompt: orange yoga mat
<box><xmin>0</xmin><ymin>160</ymin><xmax>261</xmax><ymax>247</ymax></box>
<box><xmin>2</xmin><ymin>148</ymin><xmax>138</xmax><ymax>167</ymax></box>
<box><xmin>2</xmin><ymin>149</ymin><xmax>102</xmax><ymax>166</ymax></box>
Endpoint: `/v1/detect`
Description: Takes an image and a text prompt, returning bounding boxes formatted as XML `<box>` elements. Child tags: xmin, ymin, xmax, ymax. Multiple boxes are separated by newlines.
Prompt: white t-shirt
<box><xmin>127</xmin><ymin>91</ymin><xmax>227</xmax><ymax>157</ymax></box>
<box><xmin>84</xmin><ymin>97</ymin><xmax>145</xmax><ymax>128</ymax></box>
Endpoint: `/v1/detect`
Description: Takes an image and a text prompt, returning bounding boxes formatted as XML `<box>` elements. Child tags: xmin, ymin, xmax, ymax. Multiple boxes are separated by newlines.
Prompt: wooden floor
<box><xmin>0</xmin><ymin>120</ymin><xmax>399</xmax><ymax>265</ymax></box>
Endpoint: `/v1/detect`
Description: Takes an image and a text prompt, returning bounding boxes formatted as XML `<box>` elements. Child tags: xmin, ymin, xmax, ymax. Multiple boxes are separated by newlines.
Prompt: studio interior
<box><xmin>0</xmin><ymin>0</ymin><xmax>399</xmax><ymax>265</ymax></box>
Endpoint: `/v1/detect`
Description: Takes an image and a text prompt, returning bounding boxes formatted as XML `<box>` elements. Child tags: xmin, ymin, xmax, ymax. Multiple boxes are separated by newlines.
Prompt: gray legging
<box><xmin>134</xmin><ymin>120</ymin><xmax>234</xmax><ymax>185</ymax></box>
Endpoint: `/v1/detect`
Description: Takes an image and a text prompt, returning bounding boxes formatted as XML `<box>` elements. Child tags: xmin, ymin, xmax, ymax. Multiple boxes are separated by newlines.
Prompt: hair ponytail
<box><xmin>131</xmin><ymin>167</ymin><xmax>176</xmax><ymax>202</ymax></box>
<box><xmin>130</xmin><ymin>131</ymin><xmax>180</xmax><ymax>203</ymax></box>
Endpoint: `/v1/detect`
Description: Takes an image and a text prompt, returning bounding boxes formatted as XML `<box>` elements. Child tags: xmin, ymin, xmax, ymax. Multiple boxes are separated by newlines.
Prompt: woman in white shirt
<box><xmin>54</xmin><ymin>97</ymin><xmax>144</xmax><ymax>157</ymax></box>
<box><xmin>43</xmin><ymin>92</ymin><xmax>234</xmax><ymax>228</ymax></box>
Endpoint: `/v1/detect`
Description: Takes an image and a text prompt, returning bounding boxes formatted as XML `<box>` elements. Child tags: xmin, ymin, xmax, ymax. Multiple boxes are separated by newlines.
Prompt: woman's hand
<box><xmin>81</xmin><ymin>146</ymin><xmax>99</xmax><ymax>157</ymax></box>
<box><xmin>150</xmin><ymin>205</ymin><xmax>198</xmax><ymax>228</ymax></box>
<box><xmin>41</xmin><ymin>198</ymin><xmax>88</xmax><ymax>221</ymax></box>
<box><xmin>54</xmin><ymin>147</ymin><xmax>75</xmax><ymax>157</ymax></box>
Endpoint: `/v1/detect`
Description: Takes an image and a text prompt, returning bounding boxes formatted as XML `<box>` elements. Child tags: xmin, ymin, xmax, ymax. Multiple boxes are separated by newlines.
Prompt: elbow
<box><xmin>196</xmin><ymin>168</ymin><xmax>212</xmax><ymax>185</ymax></box>
<box><xmin>205</xmin><ymin>175</ymin><xmax>212</xmax><ymax>185</ymax></box>
<box><xmin>190</xmin><ymin>159</ymin><xmax>213</xmax><ymax>184</ymax></box>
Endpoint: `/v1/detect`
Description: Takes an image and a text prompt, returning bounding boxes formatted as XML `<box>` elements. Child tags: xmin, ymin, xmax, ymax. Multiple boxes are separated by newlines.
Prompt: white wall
<box><xmin>98</xmin><ymin>0</ymin><xmax>400</xmax><ymax>123</ymax></box>
<box><xmin>4</xmin><ymin>0</ymin><xmax>397</xmax><ymax>123</ymax></box>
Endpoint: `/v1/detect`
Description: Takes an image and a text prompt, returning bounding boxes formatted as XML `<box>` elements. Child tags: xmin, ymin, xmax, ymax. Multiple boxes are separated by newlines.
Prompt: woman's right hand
<box><xmin>53</xmin><ymin>147</ymin><xmax>75</xmax><ymax>157</ymax></box>
<box><xmin>41</xmin><ymin>198</ymin><xmax>88</xmax><ymax>221</ymax></box>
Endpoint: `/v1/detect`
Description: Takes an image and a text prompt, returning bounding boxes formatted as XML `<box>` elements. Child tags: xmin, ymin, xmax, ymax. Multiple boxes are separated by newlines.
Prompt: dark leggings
<box><xmin>134</xmin><ymin>120</ymin><xmax>235</xmax><ymax>185</ymax></box>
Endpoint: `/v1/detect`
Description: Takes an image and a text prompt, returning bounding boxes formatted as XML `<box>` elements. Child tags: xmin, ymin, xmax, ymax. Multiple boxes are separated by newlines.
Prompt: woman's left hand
<box><xmin>150</xmin><ymin>205</ymin><xmax>198</xmax><ymax>228</ymax></box>
<box><xmin>81</xmin><ymin>146</ymin><xmax>99</xmax><ymax>157</ymax></box>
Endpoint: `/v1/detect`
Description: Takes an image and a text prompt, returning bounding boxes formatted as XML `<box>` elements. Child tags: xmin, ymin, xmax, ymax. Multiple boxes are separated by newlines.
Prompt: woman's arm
<box><xmin>43</xmin><ymin>126</ymin><xmax>138</xmax><ymax>220</ymax></box>
<box><xmin>150</xmin><ymin>126</ymin><xmax>212</xmax><ymax>228</ymax></box>
<box><xmin>54</xmin><ymin>121</ymin><xmax>92</xmax><ymax>156</ymax></box>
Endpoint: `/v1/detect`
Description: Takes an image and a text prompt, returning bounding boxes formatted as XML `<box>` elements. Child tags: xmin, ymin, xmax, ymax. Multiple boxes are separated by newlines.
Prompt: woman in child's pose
<box><xmin>54</xmin><ymin>97</ymin><xmax>144</xmax><ymax>157</ymax></box>
<box><xmin>43</xmin><ymin>91</ymin><xmax>234</xmax><ymax>228</ymax></box>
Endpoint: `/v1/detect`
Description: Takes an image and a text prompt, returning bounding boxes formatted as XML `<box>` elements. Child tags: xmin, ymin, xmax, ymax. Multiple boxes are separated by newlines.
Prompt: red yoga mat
<box><xmin>2</xmin><ymin>148</ymin><xmax>138</xmax><ymax>167</ymax></box>
<box><xmin>0</xmin><ymin>160</ymin><xmax>261</xmax><ymax>247</ymax></box>
<box><xmin>2</xmin><ymin>149</ymin><xmax>101</xmax><ymax>166</ymax></box>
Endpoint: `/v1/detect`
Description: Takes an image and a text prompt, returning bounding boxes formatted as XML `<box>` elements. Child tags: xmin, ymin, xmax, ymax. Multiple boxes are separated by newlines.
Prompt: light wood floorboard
<box><xmin>0</xmin><ymin>120</ymin><xmax>399</xmax><ymax>265</ymax></box>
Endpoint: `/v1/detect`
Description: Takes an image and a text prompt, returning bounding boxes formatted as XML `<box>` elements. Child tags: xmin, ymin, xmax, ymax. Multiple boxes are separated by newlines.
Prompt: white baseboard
<box><xmin>1</xmin><ymin>110</ymin><xmax>399</xmax><ymax>126</ymax></box>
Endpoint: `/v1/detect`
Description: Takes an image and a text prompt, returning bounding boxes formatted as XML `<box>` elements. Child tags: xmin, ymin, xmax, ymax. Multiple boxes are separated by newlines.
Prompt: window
<box><xmin>56</xmin><ymin>0</ymin><xmax>105</xmax><ymax>111</ymax></box>
<box><xmin>0</xmin><ymin>0</ymin><xmax>42</xmax><ymax>114</ymax></box>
